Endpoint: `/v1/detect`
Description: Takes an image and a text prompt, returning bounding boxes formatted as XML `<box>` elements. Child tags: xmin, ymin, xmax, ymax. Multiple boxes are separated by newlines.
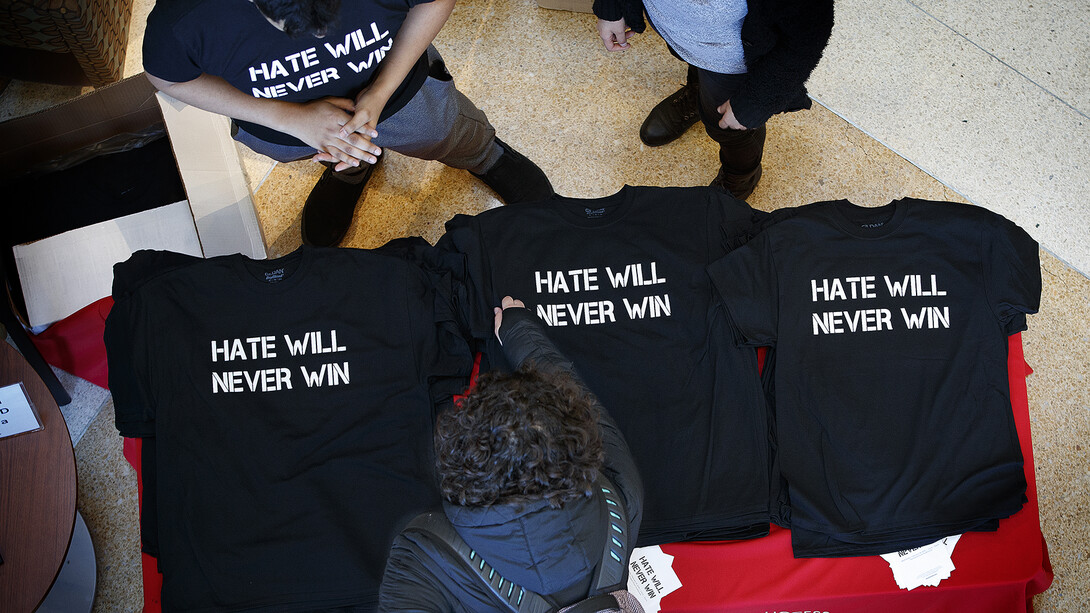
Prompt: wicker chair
<box><xmin>0</xmin><ymin>0</ymin><xmax>134</xmax><ymax>87</ymax></box>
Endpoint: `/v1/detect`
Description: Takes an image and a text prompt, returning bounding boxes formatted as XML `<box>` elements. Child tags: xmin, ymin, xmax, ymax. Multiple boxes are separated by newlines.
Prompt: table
<box><xmin>659</xmin><ymin>333</ymin><xmax>1053</xmax><ymax>612</ymax></box>
<box><xmin>0</xmin><ymin>341</ymin><xmax>77</xmax><ymax>612</ymax></box>
<box><xmin>125</xmin><ymin>335</ymin><xmax>1053</xmax><ymax>612</ymax></box>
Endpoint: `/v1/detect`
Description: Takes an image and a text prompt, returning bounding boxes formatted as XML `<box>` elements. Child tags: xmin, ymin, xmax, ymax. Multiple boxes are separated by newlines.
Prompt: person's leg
<box><xmin>232</xmin><ymin>123</ymin><xmax>378</xmax><ymax>247</ymax></box>
<box><xmin>373</xmin><ymin>48</ymin><xmax>552</xmax><ymax>204</ymax></box>
<box><xmin>695</xmin><ymin>68</ymin><xmax>766</xmax><ymax>201</ymax></box>
<box><xmin>639</xmin><ymin>63</ymin><xmax>701</xmax><ymax>147</ymax></box>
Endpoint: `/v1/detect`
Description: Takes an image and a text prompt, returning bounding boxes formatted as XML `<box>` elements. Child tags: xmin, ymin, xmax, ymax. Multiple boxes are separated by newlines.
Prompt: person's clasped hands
<box><xmin>307</xmin><ymin>89</ymin><xmax>386</xmax><ymax>172</ymax></box>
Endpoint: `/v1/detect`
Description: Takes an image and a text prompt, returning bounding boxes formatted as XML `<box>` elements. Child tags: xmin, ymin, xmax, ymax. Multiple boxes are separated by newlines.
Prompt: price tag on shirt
<box><xmin>627</xmin><ymin>545</ymin><xmax>683</xmax><ymax>613</ymax></box>
<box><xmin>0</xmin><ymin>383</ymin><xmax>43</xmax><ymax>439</ymax></box>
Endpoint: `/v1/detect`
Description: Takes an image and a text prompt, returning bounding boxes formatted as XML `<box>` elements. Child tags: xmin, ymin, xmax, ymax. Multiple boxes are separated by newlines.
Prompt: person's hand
<box><xmin>318</xmin><ymin>87</ymin><xmax>387</xmax><ymax>171</ymax></box>
<box><xmin>716</xmin><ymin>99</ymin><xmax>748</xmax><ymax>130</ymax></box>
<box><xmin>597</xmin><ymin>18</ymin><xmax>634</xmax><ymax>51</ymax></box>
<box><xmin>281</xmin><ymin>97</ymin><xmax>380</xmax><ymax>169</ymax></box>
<box><xmin>493</xmin><ymin>296</ymin><xmax>527</xmax><ymax>343</ymax></box>
<box><xmin>343</xmin><ymin>86</ymin><xmax>387</xmax><ymax>137</ymax></box>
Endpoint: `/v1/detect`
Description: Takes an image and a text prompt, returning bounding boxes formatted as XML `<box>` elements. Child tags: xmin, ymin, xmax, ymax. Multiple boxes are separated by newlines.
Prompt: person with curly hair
<box><xmin>142</xmin><ymin>0</ymin><xmax>553</xmax><ymax>247</ymax></box>
<box><xmin>379</xmin><ymin>297</ymin><xmax>644</xmax><ymax>611</ymax></box>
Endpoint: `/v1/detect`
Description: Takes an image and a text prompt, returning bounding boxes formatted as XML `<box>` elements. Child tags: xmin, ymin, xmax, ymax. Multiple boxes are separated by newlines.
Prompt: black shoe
<box><xmin>640</xmin><ymin>81</ymin><xmax>700</xmax><ymax>147</ymax></box>
<box><xmin>710</xmin><ymin>164</ymin><xmax>762</xmax><ymax>201</ymax></box>
<box><xmin>301</xmin><ymin>159</ymin><xmax>378</xmax><ymax>247</ymax></box>
<box><xmin>471</xmin><ymin>138</ymin><xmax>554</xmax><ymax>204</ymax></box>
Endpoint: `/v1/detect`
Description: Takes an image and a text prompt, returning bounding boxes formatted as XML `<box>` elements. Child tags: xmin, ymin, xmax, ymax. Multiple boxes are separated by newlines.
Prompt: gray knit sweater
<box><xmin>643</xmin><ymin>0</ymin><xmax>749</xmax><ymax>74</ymax></box>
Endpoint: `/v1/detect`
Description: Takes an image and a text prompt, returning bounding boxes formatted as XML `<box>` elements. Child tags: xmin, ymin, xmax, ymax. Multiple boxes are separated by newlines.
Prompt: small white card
<box><xmin>0</xmin><ymin>383</ymin><xmax>43</xmax><ymax>439</ymax></box>
<box><xmin>627</xmin><ymin>545</ymin><xmax>683</xmax><ymax>613</ymax></box>
<box><xmin>880</xmin><ymin>534</ymin><xmax>962</xmax><ymax>590</ymax></box>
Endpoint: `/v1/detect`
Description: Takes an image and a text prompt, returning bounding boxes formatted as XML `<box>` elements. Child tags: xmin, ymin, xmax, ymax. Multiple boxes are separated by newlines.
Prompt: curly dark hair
<box><xmin>252</xmin><ymin>0</ymin><xmax>341</xmax><ymax>38</ymax></box>
<box><xmin>436</xmin><ymin>362</ymin><xmax>604</xmax><ymax>509</ymax></box>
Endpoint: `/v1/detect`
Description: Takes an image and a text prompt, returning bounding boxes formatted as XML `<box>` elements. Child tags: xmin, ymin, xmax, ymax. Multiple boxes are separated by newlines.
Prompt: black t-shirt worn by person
<box><xmin>439</xmin><ymin>185</ymin><xmax>774</xmax><ymax>546</ymax></box>
<box><xmin>105</xmin><ymin>246</ymin><xmax>472</xmax><ymax>612</ymax></box>
<box><xmin>143</xmin><ymin>0</ymin><xmax>432</xmax><ymax>146</ymax></box>
<box><xmin>707</xmin><ymin>198</ymin><xmax>1041</xmax><ymax>557</ymax></box>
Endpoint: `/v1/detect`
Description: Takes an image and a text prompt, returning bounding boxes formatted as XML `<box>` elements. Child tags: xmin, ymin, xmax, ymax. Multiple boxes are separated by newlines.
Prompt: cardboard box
<box><xmin>536</xmin><ymin>0</ymin><xmax>594</xmax><ymax>13</ymax></box>
<box><xmin>0</xmin><ymin>73</ymin><xmax>266</xmax><ymax>327</ymax></box>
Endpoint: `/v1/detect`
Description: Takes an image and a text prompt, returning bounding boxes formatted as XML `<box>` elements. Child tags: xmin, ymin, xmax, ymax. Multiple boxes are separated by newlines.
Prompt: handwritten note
<box><xmin>627</xmin><ymin>545</ymin><xmax>683</xmax><ymax>613</ymax></box>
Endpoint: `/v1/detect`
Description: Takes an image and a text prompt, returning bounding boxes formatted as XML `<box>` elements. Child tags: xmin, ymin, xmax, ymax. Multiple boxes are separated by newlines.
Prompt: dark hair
<box><xmin>252</xmin><ymin>0</ymin><xmax>341</xmax><ymax>38</ymax></box>
<box><xmin>436</xmin><ymin>363</ymin><xmax>604</xmax><ymax>509</ymax></box>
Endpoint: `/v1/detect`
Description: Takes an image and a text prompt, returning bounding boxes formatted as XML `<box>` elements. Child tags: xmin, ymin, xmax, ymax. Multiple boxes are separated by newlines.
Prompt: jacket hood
<box><xmin>443</xmin><ymin>491</ymin><xmax>605</xmax><ymax>595</ymax></box>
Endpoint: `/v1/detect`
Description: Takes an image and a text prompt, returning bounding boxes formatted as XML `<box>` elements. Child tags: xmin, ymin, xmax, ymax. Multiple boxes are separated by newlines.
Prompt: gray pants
<box><xmin>233</xmin><ymin>48</ymin><xmax>502</xmax><ymax>174</ymax></box>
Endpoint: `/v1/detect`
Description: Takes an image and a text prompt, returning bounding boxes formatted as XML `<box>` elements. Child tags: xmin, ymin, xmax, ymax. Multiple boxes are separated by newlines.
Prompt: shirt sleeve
<box><xmin>982</xmin><ymin>214</ymin><xmax>1041</xmax><ymax>333</ymax></box>
<box><xmin>105</xmin><ymin>250</ymin><xmax>201</xmax><ymax>437</ymax></box>
<box><xmin>706</xmin><ymin>231</ymin><xmax>780</xmax><ymax>346</ymax></box>
<box><xmin>436</xmin><ymin>214</ymin><xmax>498</xmax><ymax>343</ymax></box>
<box><xmin>104</xmin><ymin>284</ymin><xmax>156</xmax><ymax>438</ymax></box>
<box><xmin>710</xmin><ymin>188</ymin><xmax>772</xmax><ymax>252</ymax></box>
<box><xmin>142</xmin><ymin>2</ymin><xmax>204</xmax><ymax>83</ymax></box>
<box><xmin>592</xmin><ymin>0</ymin><xmax>647</xmax><ymax>33</ymax></box>
<box><xmin>378</xmin><ymin>533</ymin><xmax>460</xmax><ymax>613</ymax></box>
<box><xmin>378</xmin><ymin>530</ymin><xmax>500</xmax><ymax>613</ymax></box>
<box><xmin>400</xmin><ymin>257</ymin><xmax>475</xmax><ymax>408</ymax></box>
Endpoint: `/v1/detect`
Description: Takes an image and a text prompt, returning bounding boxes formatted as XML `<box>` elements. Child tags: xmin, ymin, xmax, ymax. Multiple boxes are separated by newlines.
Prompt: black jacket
<box><xmin>378</xmin><ymin>308</ymin><xmax>644</xmax><ymax>612</ymax></box>
<box><xmin>592</xmin><ymin>0</ymin><xmax>834</xmax><ymax>127</ymax></box>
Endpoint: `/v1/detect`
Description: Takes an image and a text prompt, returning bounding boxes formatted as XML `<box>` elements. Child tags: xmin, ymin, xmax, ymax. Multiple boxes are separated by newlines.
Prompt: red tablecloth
<box><xmin>124</xmin><ymin>334</ymin><xmax>1051</xmax><ymax>612</ymax></box>
<box><xmin>658</xmin><ymin>333</ymin><xmax>1052</xmax><ymax>612</ymax></box>
<box><xmin>29</xmin><ymin>296</ymin><xmax>113</xmax><ymax>389</ymax></box>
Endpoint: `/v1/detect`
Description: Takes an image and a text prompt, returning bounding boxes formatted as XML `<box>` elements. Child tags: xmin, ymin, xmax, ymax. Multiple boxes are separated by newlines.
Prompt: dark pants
<box><xmin>689</xmin><ymin>64</ymin><xmax>766</xmax><ymax>193</ymax></box>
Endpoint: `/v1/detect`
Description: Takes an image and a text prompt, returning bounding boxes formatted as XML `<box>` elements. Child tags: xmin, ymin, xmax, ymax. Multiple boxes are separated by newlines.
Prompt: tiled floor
<box><xmin>2</xmin><ymin>0</ymin><xmax>1087</xmax><ymax>610</ymax></box>
<box><xmin>808</xmin><ymin>0</ymin><xmax>1090</xmax><ymax>275</ymax></box>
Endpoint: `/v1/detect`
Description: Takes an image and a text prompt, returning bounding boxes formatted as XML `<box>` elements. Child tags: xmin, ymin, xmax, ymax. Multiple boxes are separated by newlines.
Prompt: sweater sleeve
<box><xmin>731</xmin><ymin>0</ymin><xmax>834</xmax><ymax>128</ymax></box>
<box><xmin>378</xmin><ymin>534</ymin><xmax>461</xmax><ymax>613</ymax></box>
<box><xmin>497</xmin><ymin>309</ymin><xmax>645</xmax><ymax>539</ymax></box>
<box><xmin>378</xmin><ymin>530</ymin><xmax>509</xmax><ymax>613</ymax></box>
<box><xmin>592</xmin><ymin>0</ymin><xmax>646</xmax><ymax>33</ymax></box>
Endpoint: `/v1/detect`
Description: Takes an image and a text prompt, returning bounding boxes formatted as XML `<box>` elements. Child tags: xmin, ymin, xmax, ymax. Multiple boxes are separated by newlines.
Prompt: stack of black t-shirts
<box><xmin>708</xmin><ymin>198</ymin><xmax>1040</xmax><ymax>557</ymax></box>
<box><xmin>439</xmin><ymin>185</ymin><xmax>775</xmax><ymax>546</ymax></box>
<box><xmin>105</xmin><ymin>245</ymin><xmax>472</xmax><ymax>611</ymax></box>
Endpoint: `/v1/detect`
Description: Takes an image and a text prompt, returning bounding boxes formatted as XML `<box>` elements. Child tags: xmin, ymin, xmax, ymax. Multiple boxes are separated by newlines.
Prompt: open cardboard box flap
<box><xmin>0</xmin><ymin>74</ymin><xmax>267</xmax><ymax>328</ymax></box>
<box><xmin>0</xmin><ymin>76</ymin><xmax>163</xmax><ymax>178</ymax></box>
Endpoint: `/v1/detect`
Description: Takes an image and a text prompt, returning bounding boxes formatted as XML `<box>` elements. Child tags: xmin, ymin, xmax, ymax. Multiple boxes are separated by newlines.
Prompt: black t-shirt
<box><xmin>143</xmin><ymin>0</ymin><xmax>431</xmax><ymax>146</ymax></box>
<box><xmin>439</xmin><ymin>185</ymin><xmax>774</xmax><ymax>545</ymax></box>
<box><xmin>105</xmin><ymin>246</ymin><xmax>472</xmax><ymax>612</ymax></box>
<box><xmin>707</xmin><ymin>198</ymin><xmax>1041</xmax><ymax>557</ymax></box>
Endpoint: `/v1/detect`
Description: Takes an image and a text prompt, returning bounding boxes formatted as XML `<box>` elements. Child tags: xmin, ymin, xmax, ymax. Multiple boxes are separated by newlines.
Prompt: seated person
<box><xmin>379</xmin><ymin>297</ymin><xmax>644</xmax><ymax>612</ymax></box>
<box><xmin>143</xmin><ymin>0</ymin><xmax>553</xmax><ymax>247</ymax></box>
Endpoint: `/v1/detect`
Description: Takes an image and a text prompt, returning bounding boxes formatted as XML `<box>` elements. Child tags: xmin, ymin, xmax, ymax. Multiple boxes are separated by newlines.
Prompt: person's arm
<box><xmin>332</xmin><ymin>0</ymin><xmax>455</xmax><ymax>167</ymax></box>
<box><xmin>378</xmin><ymin>533</ymin><xmax>455</xmax><ymax>613</ymax></box>
<box><xmin>724</xmin><ymin>0</ymin><xmax>835</xmax><ymax>129</ymax></box>
<box><xmin>380</xmin><ymin>526</ymin><xmax>513</xmax><ymax>612</ymax></box>
<box><xmin>493</xmin><ymin>297</ymin><xmax>572</xmax><ymax>373</ymax></box>
<box><xmin>145</xmin><ymin>72</ymin><xmax>381</xmax><ymax>168</ymax></box>
<box><xmin>494</xmin><ymin>298</ymin><xmax>644</xmax><ymax>535</ymax></box>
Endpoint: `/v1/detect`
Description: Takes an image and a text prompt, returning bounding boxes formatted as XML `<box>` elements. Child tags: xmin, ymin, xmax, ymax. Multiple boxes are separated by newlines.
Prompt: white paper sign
<box><xmin>0</xmin><ymin>383</ymin><xmax>43</xmax><ymax>439</ymax></box>
<box><xmin>627</xmin><ymin>545</ymin><xmax>683</xmax><ymax>613</ymax></box>
<box><xmin>880</xmin><ymin>534</ymin><xmax>962</xmax><ymax>590</ymax></box>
